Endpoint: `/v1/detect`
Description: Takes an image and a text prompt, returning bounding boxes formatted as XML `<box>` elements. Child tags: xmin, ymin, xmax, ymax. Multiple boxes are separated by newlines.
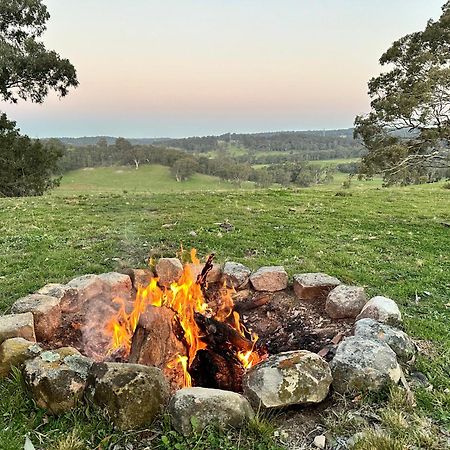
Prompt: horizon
<box><xmin>1</xmin><ymin>0</ymin><xmax>444</xmax><ymax>138</ymax></box>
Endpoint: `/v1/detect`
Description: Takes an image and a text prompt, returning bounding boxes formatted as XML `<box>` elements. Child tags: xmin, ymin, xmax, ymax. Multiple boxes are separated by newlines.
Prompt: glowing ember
<box><xmin>105</xmin><ymin>249</ymin><xmax>264</xmax><ymax>388</ymax></box>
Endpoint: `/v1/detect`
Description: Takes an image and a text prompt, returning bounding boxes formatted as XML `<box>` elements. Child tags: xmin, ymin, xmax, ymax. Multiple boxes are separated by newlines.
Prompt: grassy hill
<box><xmin>56</xmin><ymin>164</ymin><xmax>255</xmax><ymax>195</ymax></box>
<box><xmin>0</xmin><ymin>181</ymin><xmax>449</xmax><ymax>448</ymax></box>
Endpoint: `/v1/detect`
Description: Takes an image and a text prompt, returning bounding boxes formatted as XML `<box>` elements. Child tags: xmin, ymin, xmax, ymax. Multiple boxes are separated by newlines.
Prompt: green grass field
<box><xmin>0</xmin><ymin>170</ymin><xmax>449</xmax><ymax>449</ymax></box>
<box><xmin>56</xmin><ymin>164</ymin><xmax>255</xmax><ymax>195</ymax></box>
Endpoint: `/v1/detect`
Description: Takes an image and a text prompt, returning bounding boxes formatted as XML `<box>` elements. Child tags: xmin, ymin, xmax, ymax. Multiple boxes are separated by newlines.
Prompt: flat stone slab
<box><xmin>0</xmin><ymin>313</ymin><xmax>36</xmax><ymax>345</ymax></box>
<box><xmin>250</xmin><ymin>266</ymin><xmax>288</xmax><ymax>292</ymax></box>
<box><xmin>243</xmin><ymin>350</ymin><xmax>332</xmax><ymax>408</ymax></box>
<box><xmin>330</xmin><ymin>336</ymin><xmax>402</xmax><ymax>394</ymax></box>
<box><xmin>325</xmin><ymin>285</ymin><xmax>367</xmax><ymax>319</ymax></box>
<box><xmin>293</xmin><ymin>273</ymin><xmax>341</xmax><ymax>300</ymax></box>
<box><xmin>356</xmin><ymin>296</ymin><xmax>402</xmax><ymax>325</ymax></box>
<box><xmin>169</xmin><ymin>387</ymin><xmax>254</xmax><ymax>436</ymax></box>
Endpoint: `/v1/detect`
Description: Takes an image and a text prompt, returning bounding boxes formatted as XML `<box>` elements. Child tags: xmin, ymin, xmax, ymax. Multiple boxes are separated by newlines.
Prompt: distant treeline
<box><xmin>54</xmin><ymin>137</ymin><xmax>335</xmax><ymax>187</ymax></box>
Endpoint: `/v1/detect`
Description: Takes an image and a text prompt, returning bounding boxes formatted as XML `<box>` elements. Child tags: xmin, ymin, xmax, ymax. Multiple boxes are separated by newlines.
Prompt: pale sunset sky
<box><xmin>2</xmin><ymin>0</ymin><xmax>445</xmax><ymax>138</ymax></box>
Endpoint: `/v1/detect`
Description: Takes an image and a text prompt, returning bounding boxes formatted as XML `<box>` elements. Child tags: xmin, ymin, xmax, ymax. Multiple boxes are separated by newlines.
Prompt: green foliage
<box><xmin>355</xmin><ymin>2</ymin><xmax>450</xmax><ymax>184</ymax></box>
<box><xmin>171</xmin><ymin>156</ymin><xmax>199</xmax><ymax>181</ymax></box>
<box><xmin>0</xmin><ymin>114</ymin><xmax>62</xmax><ymax>197</ymax></box>
<box><xmin>0</xmin><ymin>0</ymin><xmax>78</xmax><ymax>103</ymax></box>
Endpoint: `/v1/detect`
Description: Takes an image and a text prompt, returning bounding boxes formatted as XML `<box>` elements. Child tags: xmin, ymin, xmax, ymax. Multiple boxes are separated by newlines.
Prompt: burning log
<box><xmin>194</xmin><ymin>313</ymin><xmax>254</xmax><ymax>353</ymax></box>
<box><xmin>190</xmin><ymin>349</ymin><xmax>244</xmax><ymax>392</ymax></box>
<box><xmin>129</xmin><ymin>306</ymin><xmax>187</xmax><ymax>390</ymax></box>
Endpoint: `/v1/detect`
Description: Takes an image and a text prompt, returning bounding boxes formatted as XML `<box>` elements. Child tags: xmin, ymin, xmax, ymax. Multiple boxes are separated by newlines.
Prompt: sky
<box><xmin>1</xmin><ymin>0</ymin><xmax>445</xmax><ymax>138</ymax></box>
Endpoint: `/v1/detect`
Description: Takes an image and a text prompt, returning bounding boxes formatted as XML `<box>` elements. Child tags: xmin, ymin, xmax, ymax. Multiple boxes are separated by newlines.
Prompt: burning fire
<box><xmin>105</xmin><ymin>249</ymin><xmax>263</xmax><ymax>387</ymax></box>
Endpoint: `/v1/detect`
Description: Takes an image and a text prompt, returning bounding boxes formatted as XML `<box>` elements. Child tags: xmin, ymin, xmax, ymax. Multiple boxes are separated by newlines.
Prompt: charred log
<box><xmin>129</xmin><ymin>306</ymin><xmax>187</xmax><ymax>390</ymax></box>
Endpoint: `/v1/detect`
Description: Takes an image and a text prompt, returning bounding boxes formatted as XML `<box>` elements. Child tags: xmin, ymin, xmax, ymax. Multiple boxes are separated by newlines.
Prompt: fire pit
<box><xmin>0</xmin><ymin>250</ymin><xmax>414</xmax><ymax>434</ymax></box>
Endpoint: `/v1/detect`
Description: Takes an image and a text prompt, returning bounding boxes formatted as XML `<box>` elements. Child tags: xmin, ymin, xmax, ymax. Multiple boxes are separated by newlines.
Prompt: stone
<box><xmin>155</xmin><ymin>258</ymin><xmax>183</xmax><ymax>285</ymax></box>
<box><xmin>65</xmin><ymin>274</ymin><xmax>105</xmax><ymax>311</ymax></box>
<box><xmin>11</xmin><ymin>294</ymin><xmax>61</xmax><ymax>342</ymax></box>
<box><xmin>98</xmin><ymin>272</ymin><xmax>132</xmax><ymax>300</ymax></box>
<box><xmin>169</xmin><ymin>387</ymin><xmax>254</xmax><ymax>436</ymax></box>
<box><xmin>293</xmin><ymin>273</ymin><xmax>341</xmax><ymax>300</ymax></box>
<box><xmin>186</xmin><ymin>263</ymin><xmax>222</xmax><ymax>283</ymax></box>
<box><xmin>0</xmin><ymin>313</ymin><xmax>36</xmax><ymax>345</ymax></box>
<box><xmin>222</xmin><ymin>262</ymin><xmax>252</xmax><ymax>289</ymax></box>
<box><xmin>356</xmin><ymin>296</ymin><xmax>402</xmax><ymax>325</ymax></box>
<box><xmin>122</xmin><ymin>268</ymin><xmax>154</xmax><ymax>290</ymax></box>
<box><xmin>330</xmin><ymin>336</ymin><xmax>402</xmax><ymax>394</ymax></box>
<box><xmin>37</xmin><ymin>283</ymin><xmax>79</xmax><ymax>314</ymax></box>
<box><xmin>87</xmin><ymin>362</ymin><xmax>170</xmax><ymax>430</ymax></box>
<box><xmin>250</xmin><ymin>266</ymin><xmax>288</xmax><ymax>292</ymax></box>
<box><xmin>243</xmin><ymin>350</ymin><xmax>332</xmax><ymax>408</ymax></box>
<box><xmin>325</xmin><ymin>285</ymin><xmax>367</xmax><ymax>319</ymax></box>
<box><xmin>24</xmin><ymin>347</ymin><xmax>93</xmax><ymax>414</ymax></box>
<box><xmin>314</xmin><ymin>435</ymin><xmax>326</xmax><ymax>449</ymax></box>
<box><xmin>353</xmin><ymin>318</ymin><xmax>416</xmax><ymax>363</ymax></box>
<box><xmin>0</xmin><ymin>338</ymin><xmax>42</xmax><ymax>377</ymax></box>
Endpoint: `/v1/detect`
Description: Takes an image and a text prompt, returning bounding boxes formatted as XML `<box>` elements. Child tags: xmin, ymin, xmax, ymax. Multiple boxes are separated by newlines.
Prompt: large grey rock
<box><xmin>156</xmin><ymin>258</ymin><xmax>183</xmax><ymax>285</ymax></box>
<box><xmin>169</xmin><ymin>387</ymin><xmax>254</xmax><ymax>436</ymax></box>
<box><xmin>24</xmin><ymin>347</ymin><xmax>93</xmax><ymax>414</ymax></box>
<box><xmin>98</xmin><ymin>272</ymin><xmax>132</xmax><ymax>300</ymax></box>
<box><xmin>87</xmin><ymin>362</ymin><xmax>169</xmax><ymax>430</ymax></box>
<box><xmin>356</xmin><ymin>296</ymin><xmax>402</xmax><ymax>325</ymax></box>
<box><xmin>293</xmin><ymin>273</ymin><xmax>341</xmax><ymax>300</ymax></box>
<box><xmin>222</xmin><ymin>262</ymin><xmax>252</xmax><ymax>289</ymax></box>
<box><xmin>353</xmin><ymin>319</ymin><xmax>416</xmax><ymax>363</ymax></box>
<box><xmin>0</xmin><ymin>313</ymin><xmax>36</xmax><ymax>345</ymax></box>
<box><xmin>325</xmin><ymin>285</ymin><xmax>367</xmax><ymax>319</ymax></box>
<box><xmin>0</xmin><ymin>338</ymin><xmax>42</xmax><ymax>377</ymax></box>
<box><xmin>330</xmin><ymin>336</ymin><xmax>402</xmax><ymax>394</ymax></box>
<box><xmin>250</xmin><ymin>266</ymin><xmax>288</xmax><ymax>292</ymax></box>
<box><xmin>243</xmin><ymin>350</ymin><xmax>332</xmax><ymax>408</ymax></box>
<box><xmin>11</xmin><ymin>294</ymin><xmax>61</xmax><ymax>342</ymax></box>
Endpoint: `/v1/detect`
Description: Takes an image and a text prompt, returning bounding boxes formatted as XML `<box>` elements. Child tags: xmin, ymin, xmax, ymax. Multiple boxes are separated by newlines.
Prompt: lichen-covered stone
<box><xmin>293</xmin><ymin>273</ymin><xmax>341</xmax><ymax>300</ymax></box>
<box><xmin>169</xmin><ymin>387</ymin><xmax>254</xmax><ymax>436</ymax></box>
<box><xmin>222</xmin><ymin>262</ymin><xmax>252</xmax><ymax>290</ymax></box>
<box><xmin>11</xmin><ymin>294</ymin><xmax>61</xmax><ymax>342</ymax></box>
<box><xmin>353</xmin><ymin>318</ymin><xmax>416</xmax><ymax>363</ymax></box>
<box><xmin>325</xmin><ymin>285</ymin><xmax>367</xmax><ymax>319</ymax></box>
<box><xmin>24</xmin><ymin>347</ymin><xmax>93</xmax><ymax>414</ymax></box>
<box><xmin>155</xmin><ymin>258</ymin><xmax>183</xmax><ymax>285</ymax></box>
<box><xmin>98</xmin><ymin>272</ymin><xmax>132</xmax><ymax>300</ymax></box>
<box><xmin>250</xmin><ymin>266</ymin><xmax>288</xmax><ymax>292</ymax></box>
<box><xmin>0</xmin><ymin>338</ymin><xmax>42</xmax><ymax>377</ymax></box>
<box><xmin>0</xmin><ymin>313</ymin><xmax>36</xmax><ymax>345</ymax></box>
<box><xmin>330</xmin><ymin>336</ymin><xmax>402</xmax><ymax>394</ymax></box>
<box><xmin>356</xmin><ymin>296</ymin><xmax>402</xmax><ymax>325</ymax></box>
<box><xmin>243</xmin><ymin>350</ymin><xmax>332</xmax><ymax>408</ymax></box>
<box><xmin>87</xmin><ymin>362</ymin><xmax>169</xmax><ymax>430</ymax></box>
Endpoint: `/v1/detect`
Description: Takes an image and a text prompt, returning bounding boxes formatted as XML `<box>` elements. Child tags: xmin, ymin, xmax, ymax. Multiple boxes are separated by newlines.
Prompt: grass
<box><xmin>56</xmin><ymin>164</ymin><xmax>255</xmax><ymax>195</ymax></box>
<box><xmin>0</xmin><ymin>176</ymin><xmax>449</xmax><ymax>448</ymax></box>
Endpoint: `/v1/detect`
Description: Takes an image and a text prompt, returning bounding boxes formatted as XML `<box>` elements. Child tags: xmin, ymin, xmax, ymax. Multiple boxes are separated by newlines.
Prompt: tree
<box><xmin>355</xmin><ymin>2</ymin><xmax>450</xmax><ymax>184</ymax></box>
<box><xmin>0</xmin><ymin>0</ymin><xmax>78</xmax><ymax>196</ymax></box>
<box><xmin>170</xmin><ymin>157</ymin><xmax>199</xmax><ymax>181</ymax></box>
<box><xmin>0</xmin><ymin>114</ymin><xmax>62</xmax><ymax>196</ymax></box>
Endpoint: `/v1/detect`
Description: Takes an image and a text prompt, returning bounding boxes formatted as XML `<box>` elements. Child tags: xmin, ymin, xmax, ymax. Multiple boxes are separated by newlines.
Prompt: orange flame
<box><xmin>105</xmin><ymin>250</ymin><xmax>263</xmax><ymax>387</ymax></box>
